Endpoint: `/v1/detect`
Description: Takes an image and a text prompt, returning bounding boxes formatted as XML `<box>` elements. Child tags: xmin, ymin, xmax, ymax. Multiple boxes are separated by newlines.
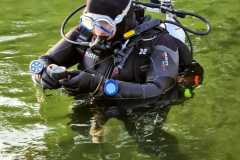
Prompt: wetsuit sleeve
<box><xmin>101</xmin><ymin>45</ymin><xmax>179</xmax><ymax>105</ymax></box>
<box><xmin>39</xmin><ymin>27</ymin><xmax>83</xmax><ymax>68</ymax></box>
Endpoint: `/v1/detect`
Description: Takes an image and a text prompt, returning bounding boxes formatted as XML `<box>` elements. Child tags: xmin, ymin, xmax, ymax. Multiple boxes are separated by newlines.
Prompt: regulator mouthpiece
<box><xmin>90</xmin><ymin>36</ymin><xmax>101</xmax><ymax>48</ymax></box>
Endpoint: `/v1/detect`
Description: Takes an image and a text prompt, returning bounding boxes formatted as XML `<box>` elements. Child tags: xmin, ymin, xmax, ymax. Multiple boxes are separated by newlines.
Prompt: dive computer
<box><xmin>103</xmin><ymin>80</ymin><xmax>119</xmax><ymax>96</ymax></box>
<box><xmin>29</xmin><ymin>60</ymin><xmax>45</xmax><ymax>74</ymax></box>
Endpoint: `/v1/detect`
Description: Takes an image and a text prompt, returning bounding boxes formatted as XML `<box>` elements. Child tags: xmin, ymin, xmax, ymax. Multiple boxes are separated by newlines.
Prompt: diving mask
<box><xmin>80</xmin><ymin>13</ymin><xmax>117</xmax><ymax>40</ymax></box>
<box><xmin>80</xmin><ymin>0</ymin><xmax>132</xmax><ymax>39</ymax></box>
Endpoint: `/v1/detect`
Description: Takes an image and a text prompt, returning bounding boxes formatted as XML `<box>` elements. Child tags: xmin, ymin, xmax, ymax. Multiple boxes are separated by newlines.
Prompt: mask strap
<box><xmin>114</xmin><ymin>0</ymin><xmax>132</xmax><ymax>24</ymax></box>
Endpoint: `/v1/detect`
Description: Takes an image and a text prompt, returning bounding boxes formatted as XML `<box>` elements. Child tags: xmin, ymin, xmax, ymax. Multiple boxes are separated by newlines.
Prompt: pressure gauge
<box><xmin>29</xmin><ymin>60</ymin><xmax>45</xmax><ymax>74</ymax></box>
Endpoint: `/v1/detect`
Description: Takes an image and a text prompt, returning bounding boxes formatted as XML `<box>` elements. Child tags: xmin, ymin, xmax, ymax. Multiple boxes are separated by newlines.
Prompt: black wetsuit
<box><xmin>36</xmin><ymin>20</ymin><xmax>193</xmax><ymax>153</ymax></box>
<box><xmin>40</xmin><ymin>26</ymin><xmax>192</xmax><ymax>108</ymax></box>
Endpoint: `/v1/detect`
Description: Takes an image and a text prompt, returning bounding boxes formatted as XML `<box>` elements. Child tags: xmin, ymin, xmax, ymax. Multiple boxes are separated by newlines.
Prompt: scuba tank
<box><xmin>162</xmin><ymin>0</ymin><xmax>186</xmax><ymax>43</ymax></box>
<box><xmin>159</xmin><ymin>0</ymin><xmax>204</xmax><ymax>98</ymax></box>
<box><xmin>165</xmin><ymin>13</ymin><xmax>186</xmax><ymax>43</ymax></box>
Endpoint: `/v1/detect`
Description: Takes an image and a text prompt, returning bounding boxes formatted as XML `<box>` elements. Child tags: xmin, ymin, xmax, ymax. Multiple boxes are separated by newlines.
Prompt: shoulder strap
<box><xmin>123</xmin><ymin>19</ymin><xmax>161</xmax><ymax>39</ymax></box>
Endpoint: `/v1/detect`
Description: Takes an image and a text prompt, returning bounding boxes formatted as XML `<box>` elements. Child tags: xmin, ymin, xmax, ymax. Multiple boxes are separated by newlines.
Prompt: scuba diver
<box><xmin>29</xmin><ymin>0</ymin><xmax>210</xmax><ymax>150</ymax></box>
<box><xmin>30</xmin><ymin>0</ymin><xmax>205</xmax><ymax>106</ymax></box>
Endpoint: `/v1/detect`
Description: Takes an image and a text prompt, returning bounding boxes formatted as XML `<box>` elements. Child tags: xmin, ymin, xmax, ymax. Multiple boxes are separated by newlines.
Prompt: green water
<box><xmin>0</xmin><ymin>0</ymin><xmax>240</xmax><ymax>159</ymax></box>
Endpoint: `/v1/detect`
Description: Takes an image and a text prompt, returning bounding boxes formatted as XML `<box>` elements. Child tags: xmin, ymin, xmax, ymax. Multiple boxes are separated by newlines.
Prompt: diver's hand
<box><xmin>30</xmin><ymin>58</ymin><xmax>61</xmax><ymax>89</ymax></box>
<box><xmin>31</xmin><ymin>66</ymin><xmax>61</xmax><ymax>90</ymax></box>
<box><xmin>32</xmin><ymin>69</ymin><xmax>60</xmax><ymax>89</ymax></box>
<box><xmin>61</xmin><ymin>71</ymin><xmax>102</xmax><ymax>94</ymax></box>
<box><xmin>40</xmin><ymin>69</ymin><xmax>61</xmax><ymax>89</ymax></box>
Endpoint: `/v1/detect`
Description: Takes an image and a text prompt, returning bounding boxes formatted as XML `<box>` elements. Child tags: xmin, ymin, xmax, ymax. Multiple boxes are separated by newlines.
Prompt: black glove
<box><xmin>30</xmin><ymin>57</ymin><xmax>62</xmax><ymax>89</ymax></box>
<box><xmin>31</xmin><ymin>66</ymin><xmax>60</xmax><ymax>90</ymax></box>
<box><xmin>39</xmin><ymin>69</ymin><xmax>61</xmax><ymax>89</ymax></box>
<box><xmin>32</xmin><ymin>69</ymin><xmax>60</xmax><ymax>89</ymax></box>
<box><xmin>61</xmin><ymin>71</ymin><xmax>102</xmax><ymax>94</ymax></box>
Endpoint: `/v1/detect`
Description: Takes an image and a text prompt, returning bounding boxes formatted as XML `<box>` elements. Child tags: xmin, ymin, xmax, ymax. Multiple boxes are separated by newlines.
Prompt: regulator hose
<box><xmin>163</xmin><ymin>14</ymin><xmax>211</xmax><ymax>36</ymax></box>
<box><xmin>133</xmin><ymin>1</ymin><xmax>211</xmax><ymax>36</ymax></box>
<box><xmin>60</xmin><ymin>5</ymin><xmax>88</xmax><ymax>46</ymax></box>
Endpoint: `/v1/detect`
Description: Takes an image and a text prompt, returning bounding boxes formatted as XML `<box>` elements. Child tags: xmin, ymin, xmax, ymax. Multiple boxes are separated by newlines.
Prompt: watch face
<box><xmin>29</xmin><ymin>60</ymin><xmax>44</xmax><ymax>74</ymax></box>
<box><xmin>104</xmin><ymin>80</ymin><xmax>119</xmax><ymax>96</ymax></box>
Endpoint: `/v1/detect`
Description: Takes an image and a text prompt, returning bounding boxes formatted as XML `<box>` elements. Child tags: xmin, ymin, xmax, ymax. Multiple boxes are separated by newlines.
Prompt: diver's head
<box><xmin>81</xmin><ymin>0</ymin><xmax>137</xmax><ymax>42</ymax></box>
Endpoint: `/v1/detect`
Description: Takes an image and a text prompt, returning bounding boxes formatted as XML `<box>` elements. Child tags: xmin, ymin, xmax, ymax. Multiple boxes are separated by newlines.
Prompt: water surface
<box><xmin>0</xmin><ymin>0</ymin><xmax>240</xmax><ymax>159</ymax></box>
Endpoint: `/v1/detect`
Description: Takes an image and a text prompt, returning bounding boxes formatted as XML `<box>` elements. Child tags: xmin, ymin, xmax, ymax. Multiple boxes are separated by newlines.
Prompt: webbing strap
<box><xmin>135</xmin><ymin>19</ymin><xmax>161</xmax><ymax>36</ymax></box>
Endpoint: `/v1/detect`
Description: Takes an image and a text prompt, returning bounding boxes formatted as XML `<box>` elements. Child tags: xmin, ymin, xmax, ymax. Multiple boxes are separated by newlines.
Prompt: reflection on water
<box><xmin>0</xmin><ymin>96</ymin><xmax>26</xmax><ymax>107</ymax></box>
<box><xmin>0</xmin><ymin>124</ymin><xmax>48</xmax><ymax>160</ymax></box>
<box><xmin>0</xmin><ymin>33</ymin><xmax>37</xmax><ymax>43</ymax></box>
<box><xmin>69</xmin><ymin>102</ymin><xmax>187</xmax><ymax>159</ymax></box>
<box><xmin>0</xmin><ymin>50</ymin><xmax>19</xmax><ymax>55</ymax></box>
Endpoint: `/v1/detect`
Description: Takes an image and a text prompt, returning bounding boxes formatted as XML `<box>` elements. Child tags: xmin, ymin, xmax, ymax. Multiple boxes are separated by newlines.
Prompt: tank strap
<box><xmin>123</xmin><ymin>19</ymin><xmax>161</xmax><ymax>39</ymax></box>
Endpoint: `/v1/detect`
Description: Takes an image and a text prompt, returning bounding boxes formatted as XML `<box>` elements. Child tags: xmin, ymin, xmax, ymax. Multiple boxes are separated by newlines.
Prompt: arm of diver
<box><xmin>40</xmin><ymin>27</ymin><xmax>83</xmax><ymax>68</ymax></box>
<box><xmin>97</xmin><ymin>45</ymin><xmax>179</xmax><ymax>105</ymax></box>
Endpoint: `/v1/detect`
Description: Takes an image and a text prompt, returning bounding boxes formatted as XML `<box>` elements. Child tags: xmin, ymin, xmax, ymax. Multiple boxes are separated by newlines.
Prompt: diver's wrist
<box><xmin>103</xmin><ymin>79</ymin><xmax>119</xmax><ymax>96</ymax></box>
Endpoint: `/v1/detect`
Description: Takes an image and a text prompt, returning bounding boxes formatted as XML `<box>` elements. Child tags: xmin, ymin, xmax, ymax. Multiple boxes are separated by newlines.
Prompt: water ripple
<box><xmin>0</xmin><ymin>50</ymin><xmax>19</xmax><ymax>55</ymax></box>
<box><xmin>12</xmin><ymin>20</ymin><xmax>31</xmax><ymax>28</ymax></box>
<box><xmin>0</xmin><ymin>96</ymin><xmax>26</xmax><ymax>107</ymax></box>
<box><xmin>0</xmin><ymin>33</ymin><xmax>37</xmax><ymax>43</ymax></box>
<box><xmin>0</xmin><ymin>124</ymin><xmax>48</xmax><ymax>157</ymax></box>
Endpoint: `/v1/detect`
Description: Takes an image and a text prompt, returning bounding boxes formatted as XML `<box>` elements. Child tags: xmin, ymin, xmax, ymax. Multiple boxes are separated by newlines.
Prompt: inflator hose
<box><xmin>133</xmin><ymin>1</ymin><xmax>211</xmax><ymax>36</ymax></box>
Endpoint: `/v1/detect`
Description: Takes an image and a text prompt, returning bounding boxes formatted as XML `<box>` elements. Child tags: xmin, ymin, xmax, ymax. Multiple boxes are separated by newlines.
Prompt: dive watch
<box><xmin>103</xmin><ymin>80</ymin><xmax>119</xmax><ymax>96</ymax></box>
